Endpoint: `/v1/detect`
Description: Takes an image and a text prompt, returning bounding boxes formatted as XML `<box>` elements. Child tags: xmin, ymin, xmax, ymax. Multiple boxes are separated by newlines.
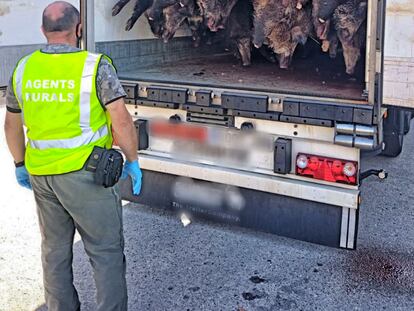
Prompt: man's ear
<box><xmin>76</xmin><ymin>23</ymin><xmax>83</xmax><ymax>38</ymax></box>
<box><xmin>41</xmin><ymin>26</ymin><xmax>46</xmax><ymax>37</ymax></box>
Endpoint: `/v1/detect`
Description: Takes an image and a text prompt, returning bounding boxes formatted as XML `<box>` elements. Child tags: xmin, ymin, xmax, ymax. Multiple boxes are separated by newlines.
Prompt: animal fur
<box><xmin>333</xmin><ymin>0</ymin><xmax>367</xmax><ymax>74</ymax></box>
<box><xmin>252</xmin><ymin>0</ymin><xmax>312</xmax><ymax>69</ymax></box>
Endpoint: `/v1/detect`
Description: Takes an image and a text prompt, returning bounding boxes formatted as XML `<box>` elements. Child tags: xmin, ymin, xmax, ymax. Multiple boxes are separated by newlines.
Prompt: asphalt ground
<box><xmin>0</xmin><ymin>100</ymin><xmax>413</xmax><ymax>311</ymax></box>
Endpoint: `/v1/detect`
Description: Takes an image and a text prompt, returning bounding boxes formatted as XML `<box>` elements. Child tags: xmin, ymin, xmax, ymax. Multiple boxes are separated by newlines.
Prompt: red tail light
<box><xmin>295</xmin><ymin>153</ymin><xmax>358</xmax><ymax>185</ymax></box>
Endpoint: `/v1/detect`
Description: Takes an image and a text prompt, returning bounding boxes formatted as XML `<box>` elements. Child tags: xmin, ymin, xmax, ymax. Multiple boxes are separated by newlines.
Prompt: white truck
<box><xmin>1</xmin><ymin>0</ymin><xmax>413</xmax><ymax>249</ymax></box>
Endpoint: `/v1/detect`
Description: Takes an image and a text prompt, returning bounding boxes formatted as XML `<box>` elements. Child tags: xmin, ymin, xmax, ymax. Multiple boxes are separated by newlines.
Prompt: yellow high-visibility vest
<box><xmin>13</xmin><ymin>50</ymin><xmax>113</xmax><ymax>175</ymax></box>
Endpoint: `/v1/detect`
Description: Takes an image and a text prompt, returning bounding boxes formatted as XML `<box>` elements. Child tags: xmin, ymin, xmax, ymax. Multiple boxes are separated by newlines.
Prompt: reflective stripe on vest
<box><xmin>14</xmin><ymin>54</ymin><xmax>32</xmax><ymax>109</ymax></box>
<box><xmin>24</xmin><ymin>53</ymin><xmax>107</xmax><ymax>150</ymax></box>
<box><xmin>29</xmin><ymin>124</ymin><xmax>109</xmax><ymax>150</ymax></box>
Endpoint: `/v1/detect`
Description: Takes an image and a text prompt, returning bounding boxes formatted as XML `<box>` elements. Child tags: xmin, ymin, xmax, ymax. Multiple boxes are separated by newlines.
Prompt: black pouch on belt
<box><xmin>85</xmin><ymin>146</ymin><xmax>124</xmax><ymax>188</ymax></box>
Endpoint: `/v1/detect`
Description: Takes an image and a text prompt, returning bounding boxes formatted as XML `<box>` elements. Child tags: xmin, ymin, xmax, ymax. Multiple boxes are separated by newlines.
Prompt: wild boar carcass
<box><xmin>157</xmin><ymin>0</ymin><xmax>208</xmax><ymax>47</ymax></box>
<box><xmin>112</xmin><ymin>0</ymin><xmax>133</xmax><ymax>16</ymax></box>
<box><xmin>224</xmin><ymin>0</ymin><xmax>254</xmax><ymax>66</ymax></box>
<box><xmin>112</xmin><ymin>0</ymin><xmax>156</xmax><ymax>30</ymax></box>
<box><xmin>173</xmin><ymin>0</ymin><xmax>210</xmax><ymax>47</ymax></box>
<box><xmin>252</xmin><ymin>0</ymin><xmax>312</xmax><ymax>69</ymax></box>
<box><xmin>113</xmin><ymin>0</ymin><xmax>194</xmax><ymax>39</ymax></box>
<box><xmin>197</xmin><ymin>0</ymin><xmax>239</xmax><ymax>32</ymax></box>
<box><xmin>146</xmin><ymin>0</ymin><xmax>178</xmax><ymax>21</ymax></box>
<box><xmin>321</xmin><ymin>24</ymin><xmax>339</xmax><ymax>58</ymax></box>
<box><xmin>295</xmin><ymin>0</ymin><xmax>309</xmax><ymax>10</ymax></box>
<box><xmin>187</xmin><ymin>14</ymin><xmax>211</xmax><ymax>47</ymax></box>
<box><xmin>161</xmin><ymin>1</ymin><xmax>197</xmax><ymax>42</ymax></box>
<box><xmin>312</xmin><ymin>0</ymin><xmax>348</xmax><ymax>56</ymax></box>
<box><xmin>333</xmin><ymin>0</ymin><xmax>367</xmax><ymax>75</ymax></box>
<box><xmin>312</xmin><ymin>0</ymin><xmax>346</xmax><ymax>40</ymax></box>
<box><xmin>145</xmin><ymin>0</ymin><xmax>195</xmax><ymax>38</ymax></box>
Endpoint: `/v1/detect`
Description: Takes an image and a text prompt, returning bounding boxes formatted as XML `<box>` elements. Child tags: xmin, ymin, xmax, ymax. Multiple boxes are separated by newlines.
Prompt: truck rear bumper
<box><xmin>120</xmin><ymin>155</ymin><xmax>360</xmax><ymax>249</ymax></box>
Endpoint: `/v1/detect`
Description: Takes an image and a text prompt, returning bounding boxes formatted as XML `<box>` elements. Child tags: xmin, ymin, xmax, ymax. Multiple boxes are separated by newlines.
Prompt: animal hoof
<box><xmin>242</xmin><ymin>62</ymin><xmax>251</xmax><ymax>67</ymax></box>
<box><xmin>125</xmin><ymin>19</ymin><xmax>135</xmax><ymax>31</ymax></box>
<box><xmin>112</xmin><ymin>5</ymin><xmax>122</xmax><ymax>16</ymax></box>
<box><xmin>268</xmin><ymin>56</ymin><xmax>277</xmax><ymax>63</ymax></box>
<box><xmin>321</xmin><ymin>40</ymin><xmax>330</xmax><ymax>52</ymax></box>
<box><xmin>346</xmin><ymin>70</ymin><xmax>355</xmax><ymax>75</ymax></box>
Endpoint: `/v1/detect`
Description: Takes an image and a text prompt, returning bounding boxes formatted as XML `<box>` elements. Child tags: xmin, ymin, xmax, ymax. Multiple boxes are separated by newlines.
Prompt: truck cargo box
<box><xmin>93</xmin><ymin>0</ymin><xmax>372</xmax><ymax>105</ymax></box>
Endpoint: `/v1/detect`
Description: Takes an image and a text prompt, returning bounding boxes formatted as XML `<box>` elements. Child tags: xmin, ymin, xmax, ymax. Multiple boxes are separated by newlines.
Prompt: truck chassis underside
<box><xmin>120</xmin><ymin>168</ymin><xmax>359</xmax><ymax>249</ymax></box>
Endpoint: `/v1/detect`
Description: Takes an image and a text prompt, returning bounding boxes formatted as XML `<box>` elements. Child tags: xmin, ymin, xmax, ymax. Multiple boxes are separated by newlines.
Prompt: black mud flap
<box><xmin>120</xmin><ymin>170</ymin><xmax>359</xmax><ymax>249</ymax></box>
<box><xmin>381</xmin><ymin>107</ymin><xmax>405</xmax><ymax>157</ymax></box>
<box><xmin>404</xmin><ymin>111</ymin><xmax>411</xmax><ymax>135</ymax></box>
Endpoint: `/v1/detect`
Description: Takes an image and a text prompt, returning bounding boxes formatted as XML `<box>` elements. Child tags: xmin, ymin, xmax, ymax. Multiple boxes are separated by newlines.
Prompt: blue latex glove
<box><xmin>121</xmin><ymin>160</ymin><xmax>142</xmax><ymax>195</ymax></box>
<box><xmin>15</xmin><ymin>166</ymin><xmax>32</xmax><ymax>190</ymax></box>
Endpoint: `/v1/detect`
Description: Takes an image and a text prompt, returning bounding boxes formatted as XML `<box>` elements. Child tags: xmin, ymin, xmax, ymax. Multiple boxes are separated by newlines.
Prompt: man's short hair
<box><xmin>42</xmin><ymin>2</ymin><xmax>80</xmax><ymax>32</ymax></box>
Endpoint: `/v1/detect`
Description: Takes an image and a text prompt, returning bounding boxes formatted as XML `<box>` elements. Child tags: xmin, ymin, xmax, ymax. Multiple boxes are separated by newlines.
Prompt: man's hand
<box><xmin>121</xmin><ymin>160</ymin><xmax>142</xmax><ymax>195</ymax></box>
<box><xmin>106</xmin><ymin>98</ymin><xmax>141</xmax><ymax>194</ymax></box>
<box><xmin>15</xmin><ymin>166</ymin><xmax>32</xmax><ymax>190</ymax></box>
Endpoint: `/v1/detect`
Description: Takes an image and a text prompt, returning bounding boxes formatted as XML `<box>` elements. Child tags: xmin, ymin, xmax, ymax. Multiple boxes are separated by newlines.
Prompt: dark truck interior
<box><xmin>101</xmin><ymin>0</ymin><xmax>372</xmax><ymax>103</ymax></box>
<box><xmin>98</xmin><ymin>37</ymin><xmax>366</xmax><ymax>102</ymax></box>
<box><xmin>98</xmin><ymin>0</ymin><xmax>369</xmax><ymax>103</ymax></box>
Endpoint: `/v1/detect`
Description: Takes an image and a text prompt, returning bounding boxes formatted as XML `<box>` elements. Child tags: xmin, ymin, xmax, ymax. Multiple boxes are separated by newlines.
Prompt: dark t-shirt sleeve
<box><xmin>6</xmin><ymin>77</ymin><xmax>22</xmax><ymax>113</ymax></box>
<box><xmin>96</xmin><ymin>57</ymin><xmax>127</xmax><ymax>108</ymax></box>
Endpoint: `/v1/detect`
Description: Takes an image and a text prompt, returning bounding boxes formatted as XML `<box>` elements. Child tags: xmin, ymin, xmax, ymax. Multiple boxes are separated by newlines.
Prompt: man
<box><xmin>4</xmin><ymin>1</ymin><xmax>142</xmax><ymax>310</ymax></box>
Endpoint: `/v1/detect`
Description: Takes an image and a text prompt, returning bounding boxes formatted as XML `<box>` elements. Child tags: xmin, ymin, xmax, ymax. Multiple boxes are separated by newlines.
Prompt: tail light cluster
<box><xmin>295</xmin><ymin>153</ymin><xmax>358</xmax><ymax>185</ymax></box>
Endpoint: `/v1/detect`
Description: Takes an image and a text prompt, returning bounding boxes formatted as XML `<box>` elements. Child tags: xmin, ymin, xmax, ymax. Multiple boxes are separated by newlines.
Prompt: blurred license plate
<box><xmin>149</xmin><ymin>120</ymin><xmax>208</xmax><ymax>143</ymax></box>
<box><xmin>149</xmin><ymin>120</ymin><xmax>274</xmax><ymax>169</ymax></box>
<box><xmin>149</xmin><ymin>120</ymin><xmax>249</xmax><ymax>165</ymax></box>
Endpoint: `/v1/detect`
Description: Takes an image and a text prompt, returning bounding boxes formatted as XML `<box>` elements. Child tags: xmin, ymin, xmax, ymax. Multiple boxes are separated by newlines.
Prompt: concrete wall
<box><xmin>0</xmin><ymin>0</ymin><xmax>78</xmax><ymax>86</ymax></box>
<box><xmin>0</xmin><ymin>0</ymin><xmax>191</xmax><ymax>87</ymax></box>
<box><xmin>0</xmin><ymin>0</ymin><xmax>79</xmax><ymax>46</ymax></box>
<box><xmin>0</xmin><ymin>0</ymin><xmax>173</xmax><ymax>45</ymax></box>
<box><xmin>0</xmin><ymin>44</ymin><xmax>44</xmax><ymax>87</ymax></box>
<box><xmin>96</xmin><ymin>38</ymin><xmax>223</xmax><ymax>75</ymax></box>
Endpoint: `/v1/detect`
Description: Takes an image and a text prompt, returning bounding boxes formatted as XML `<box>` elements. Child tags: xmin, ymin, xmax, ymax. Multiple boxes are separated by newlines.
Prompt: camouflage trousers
<box><xmin>30</xmin><ymin>169</ymin><xmax>127</xmax><ymax>311</ymax></box>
